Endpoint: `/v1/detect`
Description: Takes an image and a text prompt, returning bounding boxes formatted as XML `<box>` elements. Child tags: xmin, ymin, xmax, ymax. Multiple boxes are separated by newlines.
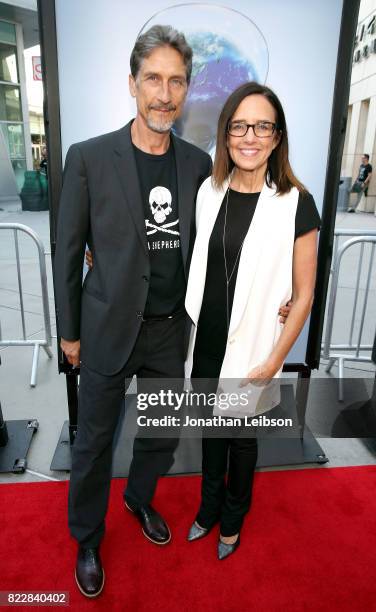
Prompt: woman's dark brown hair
<box><xmin>212</xmin><ymin>81</ymin><xmax>307</xmax><ymax>194</ymax></box>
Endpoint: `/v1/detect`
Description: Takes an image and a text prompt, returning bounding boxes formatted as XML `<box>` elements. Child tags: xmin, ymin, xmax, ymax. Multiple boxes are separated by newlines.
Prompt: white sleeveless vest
<box><xmin>185</xmin><ymin>176</ymin><xmax>299</xmax><ymax>414</ymax></box>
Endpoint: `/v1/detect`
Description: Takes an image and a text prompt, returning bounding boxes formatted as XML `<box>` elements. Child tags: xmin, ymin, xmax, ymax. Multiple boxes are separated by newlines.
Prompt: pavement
<box><xmin>0</xmin><ymin>197</ymin><xmax>375</xmax><ymax>484</ymax></box>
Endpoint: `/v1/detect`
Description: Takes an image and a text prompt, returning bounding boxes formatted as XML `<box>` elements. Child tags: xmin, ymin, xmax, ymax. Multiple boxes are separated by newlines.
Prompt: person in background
<box><xmin>185</xmin><ymin>81</ymin><xmax>321</xmax><ymax>560</ymax></box>
<box><xmin>39</xmin><ymin>146</ymin><xmax>48</xmax><ymax>178</ymax></box>
<box><xmin>348</xmin><ymin>153</ymin><xmax>372</xmax><ymax>212</ymax></box>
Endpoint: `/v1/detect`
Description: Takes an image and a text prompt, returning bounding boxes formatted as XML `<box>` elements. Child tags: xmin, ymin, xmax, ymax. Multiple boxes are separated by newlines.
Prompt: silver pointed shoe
<box><xmin>217</xmin><ymin>535</ymin><xmax>240</xmax><ymax>560</ymax></box>
<box><xmin>187</xmin><ymin>521</ymin><xmax>210</xmax><ymax>541</ymax></box>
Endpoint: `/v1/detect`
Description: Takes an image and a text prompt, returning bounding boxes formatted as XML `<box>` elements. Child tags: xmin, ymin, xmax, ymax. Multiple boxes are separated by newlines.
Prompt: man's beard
<box><xmin>146</xmin><ymin>107</ymin><xmax>176</xmax><ymax>133</ymax></box>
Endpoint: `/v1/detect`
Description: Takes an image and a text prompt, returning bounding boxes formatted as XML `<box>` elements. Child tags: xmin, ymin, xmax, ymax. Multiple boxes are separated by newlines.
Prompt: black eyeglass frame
<box><xmin>227</xmin><ymin>121</ymin><xmax>279</xmax><ymax>138</ymax></box>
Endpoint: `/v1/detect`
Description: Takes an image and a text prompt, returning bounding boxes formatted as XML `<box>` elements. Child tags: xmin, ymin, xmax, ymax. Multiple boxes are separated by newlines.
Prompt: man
<box><xmin>39</xmin><ymin>146</ymin><xmax>48</xmax><ymax>177</ymax></box>
<box><xmin>56</xmin><ymin>24</ymin><xmax>292</xmax><ymax>598</ymax></box>
<box><xmin>55</xmin><ymin>25</ymin><xmax>211</xmax><ymax>598</ymax></box>
<box><xmin>348</xmin><ymin>153</ymin><xmax>372</xmax><ymax>212</ymax></box>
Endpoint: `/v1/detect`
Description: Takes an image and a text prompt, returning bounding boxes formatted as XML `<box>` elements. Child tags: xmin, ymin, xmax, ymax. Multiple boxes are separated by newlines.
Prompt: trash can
<box><xmin>39</xmin><ymin>171</ymin><xmax>49</xmax><ymax>210</ymax></box>
<box><xmin>337</xmin><ymin>176</ymin><xmax>352</xmax><ymax>212</ymax></box>
<box><xmin>20</xmin><ymin>171</ymin><xmax>48</xmax><ymax>211</ymax></box>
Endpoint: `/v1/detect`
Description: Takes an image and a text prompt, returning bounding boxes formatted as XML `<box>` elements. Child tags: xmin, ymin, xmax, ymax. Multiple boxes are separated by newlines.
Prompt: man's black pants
<box><xmin>68</xmin><ymin>311</ymin><xmax>186</xmax><ymax>548</ymax></box>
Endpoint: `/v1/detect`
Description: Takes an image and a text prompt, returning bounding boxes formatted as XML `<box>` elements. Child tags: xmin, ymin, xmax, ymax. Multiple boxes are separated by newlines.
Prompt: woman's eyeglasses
<box><xmin>227</xmin><ymin>121</ymin><xmax>277</xmax><ymax>138</ymax></box>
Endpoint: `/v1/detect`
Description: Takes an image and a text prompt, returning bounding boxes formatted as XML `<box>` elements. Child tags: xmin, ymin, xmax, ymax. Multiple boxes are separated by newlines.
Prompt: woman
<box><xmin>184</xmin><ymin>81</ymin><xmax>320</xmax><ymax>559</ymax></box>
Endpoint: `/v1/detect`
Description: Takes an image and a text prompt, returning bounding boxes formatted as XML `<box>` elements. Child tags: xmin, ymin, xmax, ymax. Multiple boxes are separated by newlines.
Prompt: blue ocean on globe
<box><xmin>189</xmin><ymin>31</ymin><xmax>260</xmax><ymax>98</ymax></box>
<box><xmin>173</xmin><ymin>31</ymin><xmax>262</xmax><ymax>153</ymax></box>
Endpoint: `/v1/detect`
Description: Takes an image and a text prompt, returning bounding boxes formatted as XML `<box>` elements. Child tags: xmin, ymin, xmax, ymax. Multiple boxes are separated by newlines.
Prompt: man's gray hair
<box><xmin>130</xmin><ymin>25</ymin><xmax>193</xmax><ymax>84</ymax></box>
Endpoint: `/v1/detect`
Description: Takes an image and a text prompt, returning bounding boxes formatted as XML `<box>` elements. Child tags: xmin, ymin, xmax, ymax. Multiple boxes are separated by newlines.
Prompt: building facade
<box><xmin>342</xmin><ymin>0</ymin><xmax>376</xmax><ymax>213</ymax></box>
<box><xmin>0</xmin><ymin>0</ymin><xmax>39</xmax><ymax>202</ymax></box>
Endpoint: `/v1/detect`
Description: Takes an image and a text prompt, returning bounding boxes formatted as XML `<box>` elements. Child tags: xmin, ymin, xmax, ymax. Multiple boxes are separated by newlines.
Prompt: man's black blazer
<box><xmin>54</xmin><ymin>121</ymin><xmax>212</xmax><ymax>375</ymax></box>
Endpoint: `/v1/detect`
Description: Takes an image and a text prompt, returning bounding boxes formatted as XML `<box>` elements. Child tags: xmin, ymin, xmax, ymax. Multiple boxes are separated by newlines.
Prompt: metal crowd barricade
<box><xmin>0</xmin><ymin>223</ymin><xmax>53</xmax><ymax>387</ymax></box>
<box><xmin>322</xmin><ymin>229</ymin><xmax>376</xmax><ymax>400</ymax></box>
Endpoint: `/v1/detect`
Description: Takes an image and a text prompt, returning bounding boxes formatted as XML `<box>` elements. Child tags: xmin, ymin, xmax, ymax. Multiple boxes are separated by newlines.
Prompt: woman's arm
<box><xmin>243</xmin><ymin>228</ymin><xmax>318</xmax><ymax>385</ymax></box>
<box><xmin>85</xmin><ymin>249</ymin><xmax>93</xmax><ymax>268</ymax></box>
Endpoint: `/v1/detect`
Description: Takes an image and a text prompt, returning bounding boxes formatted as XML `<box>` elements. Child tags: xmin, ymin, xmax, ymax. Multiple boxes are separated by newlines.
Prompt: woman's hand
<box><xmin>240</xmin><ymin>359</ymin><xmax>282</xmax><ymax>387</ymax></box>
<box><xmin>85</xmin><ymin>249</ymin><xmax>93</xmax><ymax>269</ymax></box>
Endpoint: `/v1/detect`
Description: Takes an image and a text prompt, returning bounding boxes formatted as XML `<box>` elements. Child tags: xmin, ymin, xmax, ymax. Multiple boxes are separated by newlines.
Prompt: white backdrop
<box><xmin>55</xmin><ymin>0</ymin><xmax>344</xmax><ymax>364</ymax></box>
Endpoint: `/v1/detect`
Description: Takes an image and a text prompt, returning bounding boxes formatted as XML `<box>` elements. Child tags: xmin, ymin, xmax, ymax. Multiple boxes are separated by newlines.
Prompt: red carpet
<box><xmin>1</xmin><ymin>466</ymin><xmax>376</xmax><ymax>611</ymax></box>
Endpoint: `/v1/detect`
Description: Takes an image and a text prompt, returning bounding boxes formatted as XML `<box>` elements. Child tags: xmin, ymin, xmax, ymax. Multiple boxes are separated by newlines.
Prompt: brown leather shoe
<box><xmin>75</xmin><ymin>546</ymin><xmax>105</xmax><ymax>598</ymax></box>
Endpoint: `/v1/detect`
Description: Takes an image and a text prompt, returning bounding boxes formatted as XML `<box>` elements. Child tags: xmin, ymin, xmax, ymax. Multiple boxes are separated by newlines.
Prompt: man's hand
<box><xmin>61</xmin><ymin>338</ymin><xmax>81</xmax><ymax>367</ymax></box>
<box><xmin>278</xmin><ymin>300</ymin><xmax>293</xmax><ymax>324</ymax></box>
<box><xmin>85</xmin><ymin>249</ymin><xmax>93</xmax><ymax>269</ymax></box>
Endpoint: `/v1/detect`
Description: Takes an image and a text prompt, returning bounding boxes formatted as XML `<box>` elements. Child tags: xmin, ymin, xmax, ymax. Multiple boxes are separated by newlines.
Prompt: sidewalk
<box><xmin>0</xmin><ymin>201</ymin><xmax>375</xmax><ymax>483</ymax></box>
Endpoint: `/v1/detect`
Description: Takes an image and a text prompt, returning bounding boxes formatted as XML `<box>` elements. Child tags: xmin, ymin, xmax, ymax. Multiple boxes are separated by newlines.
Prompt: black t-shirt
<box><xmin>133</xmin><ymin>142</ymin><xmax>186</xmax><ymax>317</ymax></box>
<box><xmin>358</xmin><ymin>163</ymin><xmax>372</xmax><ymax>182</ymax></box>
<box><xmin>194</xmin><ymin>189</ymin><xmax>321</xmax><ymax>361</ymax></box>
<box><xmin>39</xmin><ymin>158</ymin><xmax>47</xmax><ymax>177</ymax></box>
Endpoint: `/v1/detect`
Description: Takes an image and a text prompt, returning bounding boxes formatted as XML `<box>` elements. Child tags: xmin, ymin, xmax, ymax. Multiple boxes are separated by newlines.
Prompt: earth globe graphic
<box><xmin>140</xmin><ymin>4</ymin><xmax>269</xmax><ymax>154</ymax></box>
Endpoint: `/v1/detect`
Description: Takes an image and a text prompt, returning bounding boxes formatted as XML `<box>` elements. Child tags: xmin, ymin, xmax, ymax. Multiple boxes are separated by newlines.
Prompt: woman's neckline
<box><xmin>229</xmin><ymin>188</ymin><xmax>261</xmax><ymax>195</ymax></box>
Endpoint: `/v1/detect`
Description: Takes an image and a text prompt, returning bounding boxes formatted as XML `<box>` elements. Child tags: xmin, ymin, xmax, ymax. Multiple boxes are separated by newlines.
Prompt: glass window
<box><xmin>0</xmin><ymin>21</ymin><xmax>16</xmax><ymax>45</ymax></box>
<box><xmin>0</xmin><ymin>43</ymin><xmax>19</xmax><ymax>82</ymax></box>
<box><xmin>1</xmin><ymin>122</ymin><xmax>25</xmax><ymax>158</ymax></box>
<box><xmin>0</xmin><ymin>84</ymin><xmax>22</xmax><ymax>121</ymax></box>
<box><xmin>11</xmin><ymin>158</ymin><xmax>27</xmax><ymax>191</ymax></box>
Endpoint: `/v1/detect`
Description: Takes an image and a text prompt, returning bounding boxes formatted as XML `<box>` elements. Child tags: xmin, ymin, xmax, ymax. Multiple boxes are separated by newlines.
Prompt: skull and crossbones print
<box><xmin>146</xmin><ymin>186</ymin><xmax>179</xmax><ymax>236</ymax></box>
